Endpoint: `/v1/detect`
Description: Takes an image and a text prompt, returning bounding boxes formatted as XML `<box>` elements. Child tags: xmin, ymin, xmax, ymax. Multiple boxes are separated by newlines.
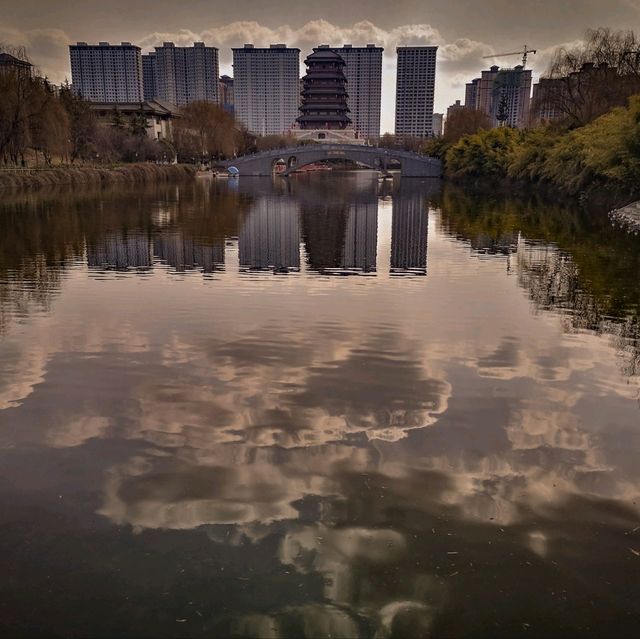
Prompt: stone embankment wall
<box><xmin>0</xmin><ymin>164</ymin><xmax>197</xmax><ymax>191</ymax></box>
<box><xmin>610</xmin><ymin>201</ymin><xmax>640</xmax><ymax>235</ymax></box>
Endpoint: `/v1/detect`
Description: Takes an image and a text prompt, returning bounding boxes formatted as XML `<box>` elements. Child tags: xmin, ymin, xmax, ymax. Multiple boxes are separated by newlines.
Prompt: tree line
<box><xmin>0</xmin><ymin>45</ymin><xmax>315</xmax><ymax>168</ymax></box>
<box><xmin>420</xmin><ymin>28</ymin><xmax>640</xmax><ymax>198</ymax></box>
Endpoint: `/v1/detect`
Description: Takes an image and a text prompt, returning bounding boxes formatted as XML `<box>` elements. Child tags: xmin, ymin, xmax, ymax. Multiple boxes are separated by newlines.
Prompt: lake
<box><xmin>0</xmin><ymin>173</ymin><xmax>638</xmax><ymax>638</ymax></box>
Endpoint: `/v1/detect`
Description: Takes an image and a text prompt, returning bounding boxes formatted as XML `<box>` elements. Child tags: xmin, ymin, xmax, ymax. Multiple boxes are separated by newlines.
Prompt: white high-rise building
<box><xmin>143</xmin><ymin>42</ymin><xmax>219</xmax><ymax>106</ymax></box>
<box><xmin>69</xmin><ymin>42</ymin><xmax>143</xmax><ymax>102</ymax></box>
<box><xmin>330</xmin><ymin>44</ymin><xmax>383</xmax><ymax>142</ymax></box>
<box><xmin>142</xmin><ymin>53</ymin><xmax>157</xmax><ymax>102</ymax></box>
<box><xmin>395</xmin><ymin>46</ymin><xmax>438</xmax><ymax>139</ymax></box>
<box><xmin>232</xmin><ymin>44</ymin><xmax>300</xmax><ymax>136</ymax></box>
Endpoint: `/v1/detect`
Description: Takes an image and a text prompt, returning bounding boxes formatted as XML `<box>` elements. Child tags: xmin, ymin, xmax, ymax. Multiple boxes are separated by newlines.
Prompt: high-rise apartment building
<box><xmin>70</xmin><ymin>42</ymin><xmax>144</xmax><ymax>102</ymax></box>
<box><xmin>219</xmin><ymin>75</ymin><xmax>234</xmax><ymax>114</ymax></box>
<box><xmin>232</xmin><ymin>44</ymin><xmax>300</xmax><ymax>136</ymax></box>
<box><xmin>395</xmin><ymin>46</ymin><xmax>438</xmax><ymax>139</ymax></box>
<box><xmin>465</xmin><ymin>77</ymin><xmax>480</xmax><ymax>108</ymax></box>
<box><xmin>531</xmin><ymin>77</ymin><xmax>564</xmax><ymax>123</ymax></box>
<box><xmin>330</xmin><ymin>44</ymin><xmax>383</xmax><ymax>141</ymax></box>
<box><xmin>142</xmin><ymin>53</ymin><xmax>156</xmax><ymax>100</ymax></box>
<box><xmin>142</xmin><ymin>42</ymin><xmax>219</xmax><ymax>106</ymax></box>
<box><xmin>432</xmin><ymin>113</ymin><xmax>444</xmax><ymax>137</ymax></box>
<box><xmin>476</xmin><ymin>64</ymin><xmax>532</xmax><ymax>128</ymax></box>
<box><xmin>446</xmin><ymin>100</ymin><xmax>464</xmax><ymax>119</ymax></box>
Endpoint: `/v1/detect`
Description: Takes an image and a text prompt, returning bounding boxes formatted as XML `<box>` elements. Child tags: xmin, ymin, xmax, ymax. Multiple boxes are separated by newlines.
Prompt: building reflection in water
<box><xmin>81</xmin><ymin>177</ymin><xmax>440</xmax><ymax>278</ymax></box>
<box><xmin>154</xmin><ymin>232</ymin><xmax>224</xmax><ymax>273</ymax></box>
<box><xmin>86</xmin><ymin>232</ymin><xmax>153</xmax><ymax>271</ymax></box>
<box><xmin>390</xmin><ymin>188</ymin><xmax>428</xmax><ymax>276</ymax></box>
<box><xmin>87</xmin><ymin>230</ymin><xmax>225</xmax><ymax>273</ymax></box>
<box><xmin>296</xmin><ymin>175</ymin><xmax>380</xmax><ymax>276</ymax></box>
<box><xmin>339</xmin><ymin>202</ymin><xmax>378</xmax><ymax>273</ymax></box>
<box><xmin>239</xmin><ymin>196</ymin><xmax>301</xmax><ymax>273</ymax></box>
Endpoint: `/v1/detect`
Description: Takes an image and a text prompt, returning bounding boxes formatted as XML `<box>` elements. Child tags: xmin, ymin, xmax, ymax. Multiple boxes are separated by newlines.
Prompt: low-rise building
<box><xmin>89</xmin><ymin>100</ymin><xmax>178</xmax><ymax>141</ymax></box>
<box><xmin>0</xmin><ymin>52</ymin><xmax>33</xmax><ymax>77</ymax></box>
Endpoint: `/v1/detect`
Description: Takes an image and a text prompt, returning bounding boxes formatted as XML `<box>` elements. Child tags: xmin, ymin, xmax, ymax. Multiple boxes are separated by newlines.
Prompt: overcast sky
<box><xmin>2</xmin><ymin>0</ymin><xmax>639</xmax><ymax>132</ymax></box>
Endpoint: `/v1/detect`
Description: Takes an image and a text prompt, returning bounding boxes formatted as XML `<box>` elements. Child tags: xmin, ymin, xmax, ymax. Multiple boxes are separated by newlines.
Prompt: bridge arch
<box><xmin>224</xmin><ymin>144</ymin><xmax>441</xmax><ymax>179</ymax></box>
<box><xmin>280</xmin><ymin>153</ymin><xmax>390</xmax><ymax>176</ymax></box>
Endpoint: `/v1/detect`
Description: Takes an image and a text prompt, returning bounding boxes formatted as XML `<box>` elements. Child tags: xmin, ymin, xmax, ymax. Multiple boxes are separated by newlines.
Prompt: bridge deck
<box><xmin>223</xmin><ymin>144</ymin><xmax>442</xmax><ymax>178</ymax></box>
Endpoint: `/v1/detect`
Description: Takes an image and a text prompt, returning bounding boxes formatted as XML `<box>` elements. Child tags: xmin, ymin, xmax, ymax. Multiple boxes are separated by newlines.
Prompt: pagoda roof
<box><xmin>300</xmin><ymin>102</ymin><xmax>350</xmax><ymax>110</ymax></box>
<box><xmin>298</xmin><ymin>114</ymin><xmax>351</xmax><ymax>122</ymax></box>
<box><xmin>305</xmin><ymin>49</ymin><xmax>346</xmax><ymax>63</ymax></box>
<box><xmin>304</xmin><ymin>72</ymin><xmax>349</xmax><ymax>80</ymax></box>
<box><xmin>302</xmin><ymin>88</ymin><xmax>348</xmax><ymax>96</ymax></box>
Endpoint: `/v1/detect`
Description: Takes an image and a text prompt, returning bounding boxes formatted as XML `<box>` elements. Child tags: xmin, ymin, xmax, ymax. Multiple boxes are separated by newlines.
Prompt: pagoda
<box><xmin>292</xmin><ymin>46</ymin><xmax>363</xmax><ymax>143</ymax></box>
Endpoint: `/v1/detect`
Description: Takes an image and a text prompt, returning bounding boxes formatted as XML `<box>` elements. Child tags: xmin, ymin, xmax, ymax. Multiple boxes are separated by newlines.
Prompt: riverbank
<box><xmin>0</xmin><ymin>164</ymin><xmax>197</xmax><ymax>191</ymax></box>
<box><xmin>435</xmin><ymin>96</ymin><xmax>640</xmax><ymax>202</ymax></box>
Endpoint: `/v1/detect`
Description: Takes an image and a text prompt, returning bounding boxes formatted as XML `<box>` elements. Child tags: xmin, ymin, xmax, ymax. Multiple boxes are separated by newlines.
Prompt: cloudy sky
<box><xmin>2</xmin><ymin>0</ymin><xmax>640</xmax><ymax>132</ymax></box>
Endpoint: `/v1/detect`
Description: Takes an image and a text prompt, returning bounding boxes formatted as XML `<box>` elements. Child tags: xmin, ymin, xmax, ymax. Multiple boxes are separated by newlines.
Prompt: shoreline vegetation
<box><xmin>414</xmin><ymin>29</ymin><xmax>640</xmax><ymax>204</ymax></box>
<box><xmin>0</xmin><ymin>163</ymin><xmax>197</xmax><ymax>191</ymax></box>
<box><xmin>433</xmin><ymin>96</ymin><xmax>640</xmax><ymax>202</ymax></box>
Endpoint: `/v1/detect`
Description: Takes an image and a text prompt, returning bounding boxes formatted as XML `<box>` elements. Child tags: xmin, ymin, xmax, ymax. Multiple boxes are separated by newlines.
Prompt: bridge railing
<box><xmin>227</xmin><ymin>144</ymin><xmax>439</xmax><ymax>164</ymax></box>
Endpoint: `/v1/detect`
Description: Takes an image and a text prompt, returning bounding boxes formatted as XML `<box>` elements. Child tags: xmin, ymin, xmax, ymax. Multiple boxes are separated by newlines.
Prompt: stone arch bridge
<box><xmin>223</xmin><ymin>144</ymin><xmax>442</xmax><ymax>178</ymax></box>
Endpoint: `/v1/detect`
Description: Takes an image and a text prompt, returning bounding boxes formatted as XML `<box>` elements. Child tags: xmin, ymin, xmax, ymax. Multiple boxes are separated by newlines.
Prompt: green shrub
<box><xmin>445</xmin><ymin>96</ymin><xmax>640</xmax><ymax>196</ymax></box>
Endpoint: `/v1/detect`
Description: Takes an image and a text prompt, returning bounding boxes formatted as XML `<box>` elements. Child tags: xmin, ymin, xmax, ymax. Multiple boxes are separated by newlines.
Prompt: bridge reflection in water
<box><xmin>85</xmin><ymin>175</ymin><xmax>436</xmax><ymax>277</ymax></box>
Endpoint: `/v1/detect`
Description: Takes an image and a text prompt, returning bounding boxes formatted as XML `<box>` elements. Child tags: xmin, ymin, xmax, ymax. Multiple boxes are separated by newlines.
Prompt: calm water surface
<box><xmin>0</xmin><ymin>173</ymin><xmax>639</xmax><ymax>638</ymax></box>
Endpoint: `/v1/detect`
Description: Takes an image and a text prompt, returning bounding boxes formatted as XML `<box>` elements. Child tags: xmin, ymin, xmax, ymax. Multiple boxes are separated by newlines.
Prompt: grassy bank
<box><xmin>439</xmin><ymin>96</ymin><xmax>640</xmax><ymax>201</ymax></box>
<box><xmin>0</xmin><ymin>163</ymin><xmax>197</xmax><ymax>191</ymax></box>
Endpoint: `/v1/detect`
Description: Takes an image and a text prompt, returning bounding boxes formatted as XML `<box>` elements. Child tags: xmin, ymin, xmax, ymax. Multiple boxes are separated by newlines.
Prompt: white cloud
<box><xmin>0</xmin><ymin>19</ymin><xmax>589</xmax><ymax>136</ymax></box>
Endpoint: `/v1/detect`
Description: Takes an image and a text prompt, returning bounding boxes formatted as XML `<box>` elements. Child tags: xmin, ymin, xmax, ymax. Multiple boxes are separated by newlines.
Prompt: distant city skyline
<box><xmin>3</xmin><ymin>0</ymin><xmax>639</xmax><ymax>132</ymax></box>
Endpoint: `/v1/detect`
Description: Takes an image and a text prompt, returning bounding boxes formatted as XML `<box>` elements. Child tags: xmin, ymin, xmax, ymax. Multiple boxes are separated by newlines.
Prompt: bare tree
<box><xmin>543</xmin><ymin>28</ymin><xmax>640</xmax><ymax>126</ymax></box>
<box><xmin>443</xmin><ymin>107</ymin><xmax>491</xmax><ymax>142</ymax></box>
<box><xmin>174</xmin><ymin>101</ymin><xmax>239</xmax><ymax>162</ymax></box>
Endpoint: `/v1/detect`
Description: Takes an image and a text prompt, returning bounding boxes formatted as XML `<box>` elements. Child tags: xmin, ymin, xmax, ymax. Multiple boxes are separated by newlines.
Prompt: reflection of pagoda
<box><xmin>292</xmin><ymin>46</ymin><xmax>364</xmax><ymax>144</ymax></box>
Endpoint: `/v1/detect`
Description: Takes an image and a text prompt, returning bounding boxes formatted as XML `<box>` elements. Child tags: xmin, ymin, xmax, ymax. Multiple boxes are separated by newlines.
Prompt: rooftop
<box><xmin>0</xmin><ymin>53</ymin><xmax>32</xmax><ymax>68</ymax></box>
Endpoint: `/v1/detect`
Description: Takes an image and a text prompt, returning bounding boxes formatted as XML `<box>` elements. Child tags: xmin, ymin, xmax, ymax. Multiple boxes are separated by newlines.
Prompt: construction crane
<box><xmin>483</xmin><ymin>45</ymin><xmax>537</xmax><ymax>68</ymax></box>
